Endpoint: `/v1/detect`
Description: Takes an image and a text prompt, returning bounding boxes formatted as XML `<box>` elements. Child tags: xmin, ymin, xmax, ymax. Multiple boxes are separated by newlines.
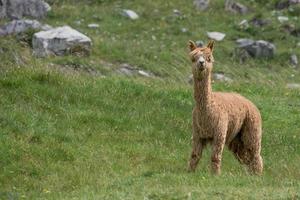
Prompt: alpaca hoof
<box><xmin>187</xmin><ymin>163</ymin><xmax>196</xmax><ymax>173</ymax></box>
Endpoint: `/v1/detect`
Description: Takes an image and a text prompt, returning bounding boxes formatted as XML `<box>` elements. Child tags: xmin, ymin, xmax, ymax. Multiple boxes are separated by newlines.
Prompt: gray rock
<box><xmin>173</xmin><ymin>9</ymin><xmax>181</xmax><ymax>16</ymax></box>
<box><xmin>32</xmin><ymin>26</ymin><xmax>92</xmax><ymax>57</ymax></box>
<box><xmin>0</xmin><ymin>0</ymin><xmax>51</xmax><ymax>19</ymax></box>
<box><xmin>225</xmin><ymin>0</ymin><xmax>248</xmax><ymax>14</ymax></box>
<box><xmin>207</xmin><ymin>32</ymin><xmax>226</xmax><ymax>41</ymax></box>
<box><xmin>0</xmin><ymin>19</ymin><xmax>51</xmax><ymax>36</ymax></box>
<box><xmin>138</xmin><ymin>70</ymin><xmax>151</xmax><ymax>77</ymax></box>
<box><xmin>278</xmin><ymin>16</ymin><xmax>289</xmax><ymax>23</ymax></box>
<box><xmin>0</xmin><ymin>0</ymin><xmax>7</xmax><ymax>18</ymax></box>
<box><xmin>276</xmin><ymin>0</ymin><xmax>300</xmax><ymax>10</ymax></box>
<box><xmin>286</xmin><ymin>83</ymin><xmax>300</xmax><ymax>89</ymax></box>
<box><xmin>181</xmin><ymin>27</ymin><xmax>188</xmax><ymax>33</ymax></box>
<box><xmin>238</xmin><ymin>19</ymin><xmax>249</xmax><ymax>29</ymax></box>
<box><xmin>122</xmin><ymin>9</ymin><xmax>139</xmax><ymax>20</ymax></box>
<box><xmin>88</xmin><ymin>23</ymin><xmax>99</xmax><ymax>29</ymax></box>
<box><xmin>213</xmin><ymin>73</ymin><xmax>233</xmax><ymax>82</ymax></box>
<box><xmin>118</xmin><ymin>63</ymin><xmax>153</xmax><ymax>78</ymax></box>
<box><xmin>290</xmin><ymin>54</ymin><xmax>298</xmax><ymax>66</ymax></box>
<box><xmin>236</xmin><ymin>38</ymin><xmax>254</xmax><ymax>47</ymax></box>
<box><xmin>236</xmin><ymin>39</ymin><xmax>276</xmax><ymax>58</ymax></box>
<box><xmin>118</xmin><ymin>68</ymin><xmax>134</xmax><ymax>76</ymax></box>
<box><xmin>249</xmin><ymin>17</ymin><xmax>270</xmax><ymax>27</ymax></box>
<box><xmin>193</xmin><ymin>0</ymin><xmax>210</xmax><ymax>11</ymax></box>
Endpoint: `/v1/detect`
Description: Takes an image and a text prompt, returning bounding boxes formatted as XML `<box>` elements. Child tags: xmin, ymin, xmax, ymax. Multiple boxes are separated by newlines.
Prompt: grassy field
<box><xmin>0</xmin><ymin>0</ymin><xmax>300</xmax><ymax>199</ymax></box>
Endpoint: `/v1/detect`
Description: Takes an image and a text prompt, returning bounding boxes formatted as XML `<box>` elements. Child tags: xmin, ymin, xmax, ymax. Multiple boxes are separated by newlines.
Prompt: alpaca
<box><xmin>187</xmin><ymin>40</ymin><xmax>263</xmax><ymax>175</ymax></box>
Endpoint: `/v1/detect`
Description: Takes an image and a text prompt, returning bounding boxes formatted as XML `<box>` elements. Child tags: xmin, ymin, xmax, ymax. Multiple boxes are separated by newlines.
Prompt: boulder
<box><xmin>236</xmin><ymin>39</ymin><xmax>276</xmax><ymax>58</ymax></box>
<box><xmin>0</xmin><ymin>19</ymin><xmax>51</xmax><ymax>36</ymax></box>
<box><xmin>194</xmin><ymin>0</ymin><xmax>210</xmax><ymax>11</ymax></box>
<box><xmin>225</xmin><ymin>0</ymin><xmax>248</xmax><ymax>14</ymax></box>
<box><xmin>0</xmin><ymin>0</ymin><xmax>7</xmax><ymax>18</ymax></box>
<box><xmin>32</xmin><ymin>26</ymin><xmax>92</xmax><ymax>57</ymax></box>
<box><xmin>207</xmin><ymin>32</ymin><xmax>226</xmax><ymax>41</ymax></box>
<box><xmin>0</xmin><ymin>0</ymin><xmax>51</xmax><ymax>19</ymax></box>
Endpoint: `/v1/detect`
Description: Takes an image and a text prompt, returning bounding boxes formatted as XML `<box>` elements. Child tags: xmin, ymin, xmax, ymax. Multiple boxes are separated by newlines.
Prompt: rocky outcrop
<box><xmin>32</xmin><ymin>26</ymin><xmax>92</xmax><ymax>57</ymax></box>
<box><xmin>0</xmin><ymin>19</ymin><xmax>51</xmax><ymax>36</ymax></box>
<box><xmin>236</xmin><ymin>39</ymin><xmax>276</xmax><ymax>58</ymax></box>
<box><xmin>0</xmin><ymin>0</ymin><xmax>51</xmax><ymax>19</ymax></box>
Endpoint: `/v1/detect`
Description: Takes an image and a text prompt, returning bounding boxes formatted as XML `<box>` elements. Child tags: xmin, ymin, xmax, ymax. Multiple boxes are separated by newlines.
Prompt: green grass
<box><xmin>0</xmin><ymin>0</ymin><xmax>300</xmax><ymax>199</ymax></box>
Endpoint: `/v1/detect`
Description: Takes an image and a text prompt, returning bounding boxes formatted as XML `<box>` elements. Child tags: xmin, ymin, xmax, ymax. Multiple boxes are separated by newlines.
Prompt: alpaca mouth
<box><xmin>197</xmin><ymin>64</ymin><xmax>205</xmax><ymax>70</ymax></box>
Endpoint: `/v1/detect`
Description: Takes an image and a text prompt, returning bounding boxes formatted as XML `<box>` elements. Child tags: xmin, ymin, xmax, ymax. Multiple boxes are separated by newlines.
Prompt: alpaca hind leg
<box><xmin>229</xmin><ymin>136</ymin><xmax>245</xmax><ymax>164</ymax></box>
<box><xmin>241</xmin><ymin>124</ymin><xmax>263</xmax><ymax>175</ymax></box>
<box><xmin>188</xmin><ymin>136</ymin><xmax>206</xmax><ymax>172</ymax></box>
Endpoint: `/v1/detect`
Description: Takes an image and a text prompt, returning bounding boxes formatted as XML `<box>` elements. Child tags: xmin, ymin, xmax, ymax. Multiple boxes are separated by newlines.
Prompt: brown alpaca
<box><xmin>187</xmin><ymin>40</ymin><xmax>263</xmax><ymax>175</ymax></box>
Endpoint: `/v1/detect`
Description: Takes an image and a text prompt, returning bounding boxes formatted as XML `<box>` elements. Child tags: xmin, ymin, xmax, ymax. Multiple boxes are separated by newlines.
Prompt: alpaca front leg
<box><xmin>188</xmin><ymin>135</ymin><xmax>204</xmax><ymax>172</ymax></box>
<box><xmin>211</xmin><ymin>135</ymin><xmax>226</xmax><ymax>175</ymax></box>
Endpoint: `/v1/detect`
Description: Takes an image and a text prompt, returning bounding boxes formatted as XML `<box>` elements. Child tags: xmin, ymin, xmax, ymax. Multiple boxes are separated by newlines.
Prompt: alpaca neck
<box><xmin>193</xmin><ymin>70</ymin><xmax>213</xmax><ymax>109</ymax></box>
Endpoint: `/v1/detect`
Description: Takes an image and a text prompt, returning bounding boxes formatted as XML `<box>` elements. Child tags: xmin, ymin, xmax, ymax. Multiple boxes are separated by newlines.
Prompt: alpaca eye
<box><xmin>207</xmin><ymin>57</ymin><xmax>211</xmax><ymax>62</ymax></box>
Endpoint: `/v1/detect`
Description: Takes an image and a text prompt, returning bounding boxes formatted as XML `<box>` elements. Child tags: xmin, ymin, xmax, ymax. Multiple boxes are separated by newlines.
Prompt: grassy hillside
<box><xmin>0</xmin><ymin>0</ymin><xmax>300</xmax><ymax>199</ymax></box>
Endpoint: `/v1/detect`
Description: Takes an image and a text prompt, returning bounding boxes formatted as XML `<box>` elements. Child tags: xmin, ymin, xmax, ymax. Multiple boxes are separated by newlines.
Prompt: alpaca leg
<box><xmin>249</xmin><ymin>154</ymin><xmax>263</xmax><ymax>175</ymax></box>
<box><xmin>241</xmin><ymin>122</ymin><xmax>263</xmax><ymax>175</ymax></box>
<box><xmin>188</xmin><ymin>135</ymin><xmax>205</xmax><ymax>172</ymax></box>
<box><xmin>228</xmin><ymin>136</ymin><xmax>244</xmax><ymax>164</ymax></box>
<box><xmin>211</xmin><ymin>135</ymin><xmax>226</xmax><ymax>175</ymax></box>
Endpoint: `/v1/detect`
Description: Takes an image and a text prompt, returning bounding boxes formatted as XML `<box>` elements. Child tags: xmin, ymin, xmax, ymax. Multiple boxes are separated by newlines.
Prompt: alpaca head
<box><xmin>188</xmin><ymin>40</ymin><xmax>214</xmax><ymax>77</ymax></box>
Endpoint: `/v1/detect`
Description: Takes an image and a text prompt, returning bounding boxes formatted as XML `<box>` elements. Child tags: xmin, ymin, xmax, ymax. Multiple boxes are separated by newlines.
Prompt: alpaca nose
<box><xmin>198</xmin><ymin>57</ymin><xmax>205</xmax><ymax>66</ymax></box>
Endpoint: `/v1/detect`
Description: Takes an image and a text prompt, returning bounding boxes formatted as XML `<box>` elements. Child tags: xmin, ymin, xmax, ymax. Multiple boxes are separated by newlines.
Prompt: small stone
<box><xmin>118</xmin><ymin>67</ymin><xmax>134</xmax><ymax>76</ymax></box>
<box><xmin>278</xmin><ymin>16</ymin><xmax>289</xmax><ymax>23</ymax></box>
<box><xmin>225</xmin><ymin>0</ymin><xmax>248</xmax><ymax>14</ymax></box>
<box><xmin>74</xmin><ymin>20</ymin><xmax>82</xmax><ymax>25</ymax></box>
<box><xmin>207</xmin><ymin>32</ymin><xmax>226</xmax><ymax>41</ymax></box>
<box><xmin>236</xmin><ymin>38</ymin><xmax>255</xmax><ymax>47</ymax></box>
<box><xmin>286</xmin><ymin>83</ymin><xmax>300</xmax><ymax>89</ymax></box>
<box><xmin>249</xmin><ymin>17</ymin><xmax>270</xmax><ymax>27</ymax></box>
<box><xmin>193</xmin><ymin>0</ymin><xmax>210</xmax><ymax>11</ymax></box>
<box><xmin>181</xmin><ymin>28</ymin><xmax>188</xmax><ymax>33</ymax></box>
<box><xmin>138</xmin><ymin>70</ymin><xmax>151</xmax><ymax>77</ymax></box>
<box><xmin>213</xmin><ymin>73</ymin><xmax>233</xmax><ymax>82</ymax></box>
<box><xmin>173</xmin><ymin>9</ymin><xmax>181</xmax><ymax>16</ymax></box>
<box><xmin>122</xmin><ymin>9</ymin><xmax>139</xmax><ymax>20</ymax></box>
<box><xmin>239</xmin><ymin>19</ymin><xmax>249</xmax><ymax>29</ymax></box>
<box><xmin>88</xmin><ymin>23</ymin><xmax>99</xmax><ymax>29</ymax></box>
<box><xmin>290</xmin><ymin>54</ymin><xmax>298</xmax><ymax>66</ymax></box>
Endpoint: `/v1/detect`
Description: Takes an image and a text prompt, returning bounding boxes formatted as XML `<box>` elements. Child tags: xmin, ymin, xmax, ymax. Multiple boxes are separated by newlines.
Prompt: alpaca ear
<box><xmin>207</xmin><ymin>40</ymin><xmax>215</xmax><ymax>51</ymax></box>
<box><xmin>188</xmin><ymin>40</ymin><xmax>197</xmax><ymax>51</ymax></box>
